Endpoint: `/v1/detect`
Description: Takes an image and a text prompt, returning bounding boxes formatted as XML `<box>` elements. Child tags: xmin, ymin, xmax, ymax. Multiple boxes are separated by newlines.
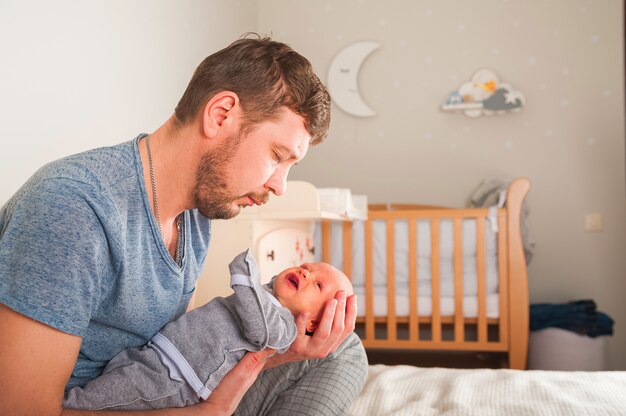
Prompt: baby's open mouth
<box><xmin>287</xmin><ymin>273</ymin><xmax>299</xmax><ymax>290</ymax></box>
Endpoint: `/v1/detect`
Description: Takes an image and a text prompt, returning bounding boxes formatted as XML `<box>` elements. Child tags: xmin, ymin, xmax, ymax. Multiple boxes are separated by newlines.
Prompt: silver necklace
<box><xmin>146</xmin><ymin>135</ymin><xmax>183</xmax><ymax>265</ymax></box>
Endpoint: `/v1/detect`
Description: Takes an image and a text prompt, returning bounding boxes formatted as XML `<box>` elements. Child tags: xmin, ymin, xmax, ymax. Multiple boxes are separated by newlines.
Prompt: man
<box><xmin>0</xmin><ymin>35</ymin><xmax>367</xmax><ymax>415</ymax></box>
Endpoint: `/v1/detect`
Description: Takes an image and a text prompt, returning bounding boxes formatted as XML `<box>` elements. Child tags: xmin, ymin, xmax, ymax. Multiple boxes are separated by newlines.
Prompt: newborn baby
<box><xmin>64</xmin><ymin>249</ymin><xmax>353</xmax><ymax>410</ymax></box>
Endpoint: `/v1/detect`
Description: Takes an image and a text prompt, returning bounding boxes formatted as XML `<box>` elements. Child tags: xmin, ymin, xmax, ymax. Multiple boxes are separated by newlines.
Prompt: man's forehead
<box><xmin>275</xmin><ymin>108</ymin><xmax>311</xmax><ymax>155</ymax></box>
<box><xmin>274</xmin><ymin>139</ymin><xmax>308</xmax><ymax>160</ymax></box>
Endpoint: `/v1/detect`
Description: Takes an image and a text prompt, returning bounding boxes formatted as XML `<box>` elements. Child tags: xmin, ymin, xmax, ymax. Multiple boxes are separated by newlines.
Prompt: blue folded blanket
<box><xmin>530</xmin><ymin>299</ymin><xmax>614</xmax><ymax>337</ymax></box>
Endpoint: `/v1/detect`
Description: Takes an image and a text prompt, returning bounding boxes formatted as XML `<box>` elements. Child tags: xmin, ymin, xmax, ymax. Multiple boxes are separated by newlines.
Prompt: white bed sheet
<box><xmin>349</xmin><ymin>365</ymin><xmax>626</xmax><ymax>416</ymax></box>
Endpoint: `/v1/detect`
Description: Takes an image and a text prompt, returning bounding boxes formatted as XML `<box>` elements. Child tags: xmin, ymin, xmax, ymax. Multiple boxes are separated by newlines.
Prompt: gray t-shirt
<box><xmin>0</xmin><ymin>135</ymin><xmax>211</xmax><ymax>390</ymax></box>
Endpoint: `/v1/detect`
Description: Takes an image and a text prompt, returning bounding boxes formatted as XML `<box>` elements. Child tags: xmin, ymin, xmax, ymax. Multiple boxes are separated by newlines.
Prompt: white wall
<box><xmin>258</xmin><ymin>0</ymin><xmax>626</xmax><ymax>370</ymax></box>
<box><xmin>0</xmin><ymin>0</ymin><xmax>257</xmax><ymax>205</ymax></box>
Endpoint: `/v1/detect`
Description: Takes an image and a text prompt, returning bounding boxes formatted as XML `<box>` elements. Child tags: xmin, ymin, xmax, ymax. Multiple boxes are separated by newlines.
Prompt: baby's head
<box><xmin>273</xmin><ymin>262</ymin><xmax>353</xmax><ymax>334</ymax></box>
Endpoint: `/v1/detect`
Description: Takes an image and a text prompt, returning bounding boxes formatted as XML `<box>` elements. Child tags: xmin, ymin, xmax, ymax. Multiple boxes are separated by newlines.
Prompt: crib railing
<box><xmin>320</xmin><ymin>177</ymin><xmax>530</xmax><ymax>369</ymax></box>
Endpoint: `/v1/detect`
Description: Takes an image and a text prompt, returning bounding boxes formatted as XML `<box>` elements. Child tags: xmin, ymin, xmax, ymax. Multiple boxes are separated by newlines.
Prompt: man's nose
<box><xmin>265</xmin><ymin>165</ymin><xmax>289</xmax><ymax>196</ymax></box>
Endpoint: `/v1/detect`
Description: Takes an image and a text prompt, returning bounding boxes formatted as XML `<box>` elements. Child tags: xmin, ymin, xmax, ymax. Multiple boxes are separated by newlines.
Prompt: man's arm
<box><xmin>0</xmin><ymin>303</ymin><xmax>82</xmax><ymax>416</ymax></box>
<box><xmin>186</xmin><ymin>284</ymin><xmax>198</xmax><ymax>312</ymax></box>
<box><xmin>0</xmin><ymin>304</ymin><xmax>273</xmax><ymax>416</ymax></box>
<box><xmin>264</xmin><ymin>291</ymin><xmax>357</xmax><ymax>368</ymax></box>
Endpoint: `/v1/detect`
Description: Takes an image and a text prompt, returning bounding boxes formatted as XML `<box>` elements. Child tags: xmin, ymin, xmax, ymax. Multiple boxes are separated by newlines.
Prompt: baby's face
<box><xmin>273</xmin><ymin>262</ymin><xmax>352</xmax><ymax>332</ymax></box>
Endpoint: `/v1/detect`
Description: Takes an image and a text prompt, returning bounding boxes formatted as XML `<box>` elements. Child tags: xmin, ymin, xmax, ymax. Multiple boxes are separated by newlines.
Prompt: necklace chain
<box><xmin>146</xmin><ymin>135</ymin><xmax>182</xmax><ymax>265</ymax></box>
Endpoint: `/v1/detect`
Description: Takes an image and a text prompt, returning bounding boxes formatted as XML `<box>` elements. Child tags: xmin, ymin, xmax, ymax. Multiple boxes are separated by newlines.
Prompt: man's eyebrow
<box><xmin>274</xmin><ymin>143</ymin><xmax>300</xmax><ymax>160</ymax></box>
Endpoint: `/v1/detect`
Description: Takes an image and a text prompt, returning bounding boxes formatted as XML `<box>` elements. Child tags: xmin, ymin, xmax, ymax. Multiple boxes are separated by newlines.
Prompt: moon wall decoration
<box><xmin>327</xmin><ymin>41</ymin><xmax>381</xmax><ymax>117</ymax></box>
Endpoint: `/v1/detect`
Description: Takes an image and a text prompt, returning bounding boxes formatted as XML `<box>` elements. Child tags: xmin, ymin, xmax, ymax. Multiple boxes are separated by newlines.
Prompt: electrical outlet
<box><xmin>585</xmin><ymin>213</ymin><xmax>604</xmax><ymax>232</ymax></box>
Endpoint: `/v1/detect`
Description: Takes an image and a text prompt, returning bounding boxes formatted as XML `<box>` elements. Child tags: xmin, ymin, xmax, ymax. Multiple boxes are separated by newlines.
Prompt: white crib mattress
<box><xmin>355</xmin><ymin>289</ymin><xmax>500</xmax><ymax>318</ymax></box>
<box><xmin>315</xmin><ymin>218</ymin><xmax>501</xmax><ymax>318</ymax></box>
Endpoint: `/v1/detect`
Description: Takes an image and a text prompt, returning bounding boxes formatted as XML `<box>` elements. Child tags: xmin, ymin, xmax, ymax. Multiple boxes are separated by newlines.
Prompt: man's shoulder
<box><xmin>39</xmin><ymin>139</ymin><xmax>137</xmax><ymax>189</ymax></box>
<box><xmin>15</xmin><ymin>138</ymin><xmax>142</xmax><ymax>210</ymax></box>
<box><xmin>1</xmin><ymin>138</ymin><xmax>142</xmax><ymax>232</ymax></box>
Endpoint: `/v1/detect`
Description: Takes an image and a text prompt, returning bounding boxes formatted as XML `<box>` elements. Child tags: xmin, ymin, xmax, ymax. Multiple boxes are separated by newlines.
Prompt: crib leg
<box><xmin>509</xmin><ymin>342</ymin><xmax>527</xmax><ymax>370</ymax></box>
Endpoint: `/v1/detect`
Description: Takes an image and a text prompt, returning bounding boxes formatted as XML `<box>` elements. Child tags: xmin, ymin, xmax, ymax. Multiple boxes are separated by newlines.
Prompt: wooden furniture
<box><xmin>319</xmin><ymin>178</ymin><xmax>531</xmax><ymax>369</ymax></box>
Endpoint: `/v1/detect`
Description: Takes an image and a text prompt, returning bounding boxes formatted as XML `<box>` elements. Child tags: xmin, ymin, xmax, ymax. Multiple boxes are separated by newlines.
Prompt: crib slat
<box><xmin>476</xmin><ymin>217</ymin><xmax>487</xmax><ymax>343</ymax></box>
<box><xmin>387</xmin><ymin>219</ymin><xmax>397</xmax><ymax>341</ymax></box>
<box><xmin>498</xmin><ymin>212</ymin><xmax>509</xmax><ymax>346</ymax></box>
<box><xmin>453</xmin><ymin>218</ymin><xmax>464</xmax><ymax>343</ymax></box>
<box><xmin>365</xmin><ymin>219</ymin><xmax>375</xmax><ymax>341</ymax></box>
<box><xmin>408</xmin><ymin>218</ymin><xmax>418</xmax><ymax>342</ymax></box>
<box><xmin>343</xmin><ymin>221</ymin><xmax>352</xmax><ymax>282</ymax></box>
<box><xmin>431</xmin><ymin>219</ymin><xmax>441</xmax><ymax>342</ymax></box>
<box><xmin>322</xmin><ymin>220</ymin><xmax>331</xmax><ymax>263</ymax></box>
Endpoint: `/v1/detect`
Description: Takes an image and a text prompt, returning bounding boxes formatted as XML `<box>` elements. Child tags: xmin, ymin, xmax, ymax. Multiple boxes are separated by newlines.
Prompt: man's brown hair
<box><xmin>175</xmin><ymin>34</ymin><xmax>331</xmax><ymax>145</ymax></box>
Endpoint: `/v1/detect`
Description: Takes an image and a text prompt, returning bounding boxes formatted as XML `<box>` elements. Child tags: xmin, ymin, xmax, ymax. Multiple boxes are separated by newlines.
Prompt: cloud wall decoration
<box><xmin>441</xmin><ymin>69</ymin><xmax>525</xmax><ymax>118</ymax></box>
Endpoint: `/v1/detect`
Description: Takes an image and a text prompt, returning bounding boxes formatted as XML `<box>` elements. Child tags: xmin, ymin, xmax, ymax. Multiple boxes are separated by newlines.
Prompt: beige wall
<box><xmin>2</xmin><ymin>0</ymin><xmax>623</xmax><ymax>370</ymax></box>
<box><xmin>0</xmin><ymin>0</ymin><xmax>257</xmax><ymax>204</ymax></box>
<box><xmin>258</xmin><ymin>0</ymin><xmax>626</xmax><ymax>369</ymax></box>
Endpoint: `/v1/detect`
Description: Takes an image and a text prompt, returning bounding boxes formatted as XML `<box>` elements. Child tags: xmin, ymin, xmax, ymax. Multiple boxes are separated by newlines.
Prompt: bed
<box><xmin>348</xmin><ymin>364</ymin><xmax>626</xmax><ymax>416</ymax></box>
<box><xmin>315</xmin><ymin>178</ymin><xmax>531</xmax><ymax>369</ymax></box>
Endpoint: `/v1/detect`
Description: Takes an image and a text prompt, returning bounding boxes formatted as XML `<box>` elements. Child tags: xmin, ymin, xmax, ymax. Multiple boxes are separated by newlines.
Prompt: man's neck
<box><xmin>139</xmin><ymin>116</ymin><xmax>200</xmax><ymax>243</ymax></box>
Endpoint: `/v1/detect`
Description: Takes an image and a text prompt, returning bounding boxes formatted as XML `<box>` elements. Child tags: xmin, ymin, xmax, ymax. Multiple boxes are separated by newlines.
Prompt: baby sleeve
<box><xmin>228</xmin><ymin>250</ymin><xmax>297</xmax><ymax>351</ymax></box>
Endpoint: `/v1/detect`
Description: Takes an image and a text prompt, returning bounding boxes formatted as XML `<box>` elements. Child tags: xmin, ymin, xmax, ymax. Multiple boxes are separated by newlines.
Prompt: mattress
<box><xmin>349</xmin><ymin>365</ymin><xmax>626</xmax><ymax>416</ymax></box>
<box><xmin>355</xmin><ymin>289</ymin><xmax>500</xmax><ymax>318</ymax></box>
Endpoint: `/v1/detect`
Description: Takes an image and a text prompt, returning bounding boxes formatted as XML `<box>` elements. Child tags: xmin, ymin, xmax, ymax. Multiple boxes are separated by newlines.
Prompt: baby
<box><xmin>64</xmin><ymin>249</ymin><xmax>353</xmax><ymax>410</ymax></box>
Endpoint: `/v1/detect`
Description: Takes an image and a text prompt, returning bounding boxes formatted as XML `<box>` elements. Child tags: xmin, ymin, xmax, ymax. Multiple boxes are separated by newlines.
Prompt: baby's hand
<box><xmin>228</xmin><ymin>249</ymin><xmax>257</xmax><ymax>277</ymax></box>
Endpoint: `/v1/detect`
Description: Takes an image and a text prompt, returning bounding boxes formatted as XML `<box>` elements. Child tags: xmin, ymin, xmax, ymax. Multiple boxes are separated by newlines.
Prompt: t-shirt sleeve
<box><xmin>0</xmin><ymin>179</ymin><xmax>116</xmax><ymax>337</ymax></box>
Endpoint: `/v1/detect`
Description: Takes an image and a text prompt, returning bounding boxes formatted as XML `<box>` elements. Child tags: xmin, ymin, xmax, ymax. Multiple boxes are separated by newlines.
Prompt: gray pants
<box><xmin>236</xmin><ymin>332</ymin><xmax>368</xmax><ymax>416</ymax></box>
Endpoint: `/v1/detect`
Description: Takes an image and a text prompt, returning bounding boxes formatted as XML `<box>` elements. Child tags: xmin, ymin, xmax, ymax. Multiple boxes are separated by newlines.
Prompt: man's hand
<box><xmin>265</xmin><ymin>291</ymin><xmax>357</xmax><ymax>368</ymax></box>
<box><xmin>196</xmin><ymin>348</ymin><xmax>276</xmax><ymax>415</ymax></box>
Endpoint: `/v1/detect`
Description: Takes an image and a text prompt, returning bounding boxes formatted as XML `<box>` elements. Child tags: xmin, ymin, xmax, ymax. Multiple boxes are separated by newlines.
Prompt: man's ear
<box><xmin>305</xmin><ymin>318</ymin><xmax>319</xmax><ymax>335</ymax></box>
<box><xmin>201</xmin><ymin>91</ymin><xmax>239</xmax><ymax>139</ymax></box>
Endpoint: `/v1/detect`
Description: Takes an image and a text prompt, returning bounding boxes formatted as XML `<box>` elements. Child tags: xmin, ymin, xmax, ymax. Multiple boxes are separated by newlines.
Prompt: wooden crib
<box><xmin>317</xmin><ymin>178</ymin><xmax>531</xmax><ymax>369</ymax></box>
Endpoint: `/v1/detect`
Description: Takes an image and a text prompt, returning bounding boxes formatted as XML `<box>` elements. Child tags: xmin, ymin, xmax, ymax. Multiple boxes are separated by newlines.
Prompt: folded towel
<box><xmin>530</xmin><ymin>299</ymin><xmax>614</xmax><ymax>337</ymax></box>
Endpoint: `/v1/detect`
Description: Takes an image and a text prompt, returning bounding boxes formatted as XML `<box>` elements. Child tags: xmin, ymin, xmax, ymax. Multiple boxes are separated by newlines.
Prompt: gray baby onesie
<box><xmin>63</xmin><ymin>249</ymin><xmax>297</xmax><ymax>410</ymax></box>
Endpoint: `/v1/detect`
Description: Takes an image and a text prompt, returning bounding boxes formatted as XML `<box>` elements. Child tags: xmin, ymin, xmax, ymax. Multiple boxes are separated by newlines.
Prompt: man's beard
<box><xmin>192</xmin><ymin>134</ymin><xmax>268</xmax><ymax>219</ymax></box>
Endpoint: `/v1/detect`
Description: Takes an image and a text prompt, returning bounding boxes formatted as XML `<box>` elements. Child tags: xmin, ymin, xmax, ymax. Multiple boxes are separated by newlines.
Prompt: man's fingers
<box><xmin>295</xmin><ymin>312</ymin><xmax>310</xmax><ymax>335</ymax></box>
<box><xmin>286</xmin><ymin>292</ymin><xmax>357</xmax><ymax>362</ymax></box>
<box><xmin>345</xmin><ymin>294</ymin><xmax>357</xmax><ymax>332</ymax></box>
<box><xmin>327</xmin><ymin>293</ymin><xmax>357</xmax><ymax>352</ymax></box>
<box><xmin>332</xmin><ymin>290</ymin><xmax>347</xmax><ymax>331</ymax></box>
<box><xmin>315</xmin><ymin>298</ymin><xmax>338</xmax><ymax>339</ymax></box>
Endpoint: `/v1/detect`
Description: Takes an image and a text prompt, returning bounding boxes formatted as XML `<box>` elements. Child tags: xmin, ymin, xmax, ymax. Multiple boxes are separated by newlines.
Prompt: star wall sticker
<box><xmin>441</xmin><ymin>69</ymin><xmax>526</xmax><ymax>118</ymax></box>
